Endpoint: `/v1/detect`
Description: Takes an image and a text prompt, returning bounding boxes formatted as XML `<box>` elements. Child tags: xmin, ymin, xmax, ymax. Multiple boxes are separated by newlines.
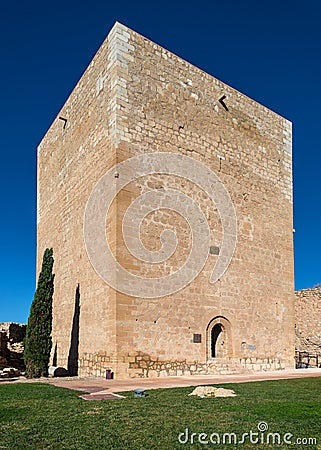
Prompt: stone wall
<box><xmin>38</xmin><ymin>22</ymin><xmax>294</xmax><ymax>379</ymax></box>
<box><xmin>127</xmin><ymin>352</ymin><xmax>286</xmax><ymax>378</ymax></box>
<box><xmin>295</xmin><ymin>287</ymin><xmax>321</xmax><ymax>355</ymax></box>
<box><xmin>0</xmin><ymin>332</ymin><xmax>7</xmax><ymax>368</ymax></box>
<box><xmin>0</xmin><ymin>323</ymin><xmax>26</xmax><ymax>370</ymax></box>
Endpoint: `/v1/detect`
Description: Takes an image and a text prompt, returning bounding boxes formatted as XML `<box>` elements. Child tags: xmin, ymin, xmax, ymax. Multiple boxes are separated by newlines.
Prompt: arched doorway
<box><xmin>211</xmin><ymin>324</ymin><xmax>224</xmax><ymax>358</ymax></box>
<box><xmin>207</xmin><ymin>316</ymin><xmax>233</xmax><ymax>360</ymax></box>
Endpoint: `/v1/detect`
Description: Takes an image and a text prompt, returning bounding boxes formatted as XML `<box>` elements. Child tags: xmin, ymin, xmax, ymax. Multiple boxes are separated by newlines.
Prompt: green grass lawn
<box><xmin>0</xmin><ymin>378</ymin><xmax>321</xmax><ymax>449</ymax></box>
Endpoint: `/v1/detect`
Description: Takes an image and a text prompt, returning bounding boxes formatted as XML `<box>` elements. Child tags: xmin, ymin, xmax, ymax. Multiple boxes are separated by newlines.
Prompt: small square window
<box><xmin>209</xmin><ymin>246</ymin><xmax>220</xmax><ymax>255</ymax></box>
<box><xmin>193</xmin><ymin>333</ymin><xmax>202</xmax><ymax>343</ymax></box>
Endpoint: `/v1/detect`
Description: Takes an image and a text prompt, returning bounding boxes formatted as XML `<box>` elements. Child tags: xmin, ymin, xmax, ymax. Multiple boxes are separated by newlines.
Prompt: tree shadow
<box><xmin>52</xmin><ymin>342</ymin><xmax>57</xmax><ymax>366</ymax></box>
<box><xmin>68</xmin><ymin>284</ymin><xmax>80</xmax><ymax>376</ymax></box>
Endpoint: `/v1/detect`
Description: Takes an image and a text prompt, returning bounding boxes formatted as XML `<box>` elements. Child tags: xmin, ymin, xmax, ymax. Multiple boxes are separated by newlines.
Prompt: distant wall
<box><xmin>295</xmin><ymin>287</ymin><xmax>321</xmax><ymax>355</ymax></box>
<box><xmin>0</xmin><ymin>323</ymin><xmax>26</xmax><ymax>370</ymax></box>
<box><xmin>0</xmin><ymin>332</ymin><xmax>7</xmax><ymax>368</ymax></box>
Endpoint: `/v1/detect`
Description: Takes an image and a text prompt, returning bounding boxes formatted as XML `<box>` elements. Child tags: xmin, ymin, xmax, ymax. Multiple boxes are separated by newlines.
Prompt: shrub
<box><xmin>24</xmin><ymin>248</ymin><xmax>54</xmax><ymax>377</ymax></box>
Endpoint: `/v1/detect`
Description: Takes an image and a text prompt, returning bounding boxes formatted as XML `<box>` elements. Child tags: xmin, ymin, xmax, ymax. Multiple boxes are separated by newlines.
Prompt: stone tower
<box><xmin>37</xmin><ymin>22</ymin><xmax>294</xmax><ymax>378</ymax></box>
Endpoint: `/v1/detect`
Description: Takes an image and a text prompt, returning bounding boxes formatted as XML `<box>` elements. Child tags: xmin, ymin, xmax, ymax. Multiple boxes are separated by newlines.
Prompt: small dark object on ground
<box><xmin>106</xmin><ymin>369</ymin><xmax>114</xmax><ymax>379</ymax></box>
<box><xmin>134</xmin><ymin>388</ymin><xmax>146</xmax><ymax>398</ymax></box>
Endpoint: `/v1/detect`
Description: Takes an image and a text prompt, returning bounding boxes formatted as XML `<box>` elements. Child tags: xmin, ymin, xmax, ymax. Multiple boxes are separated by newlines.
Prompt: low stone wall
<box><xmin>78</xmin><ymin>350</ymin><xmax>290</xmax><ymax>379</ymax></box>
<box><xmin>79</xmin><ymin>352</ymin><xmax>117</xmax><ymax>378</ymax></box>
<box><xmin>127</xmin><ymin>353</ymin><xmax>289</xmax><ymax>378</ymax></box>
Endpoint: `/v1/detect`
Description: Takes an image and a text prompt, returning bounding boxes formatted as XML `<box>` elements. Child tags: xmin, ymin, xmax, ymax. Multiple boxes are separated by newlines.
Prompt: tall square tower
<box><xmin>37</xmin><ymin>22</ymin><xmax>294</xmax><ymax>378</ymax></box>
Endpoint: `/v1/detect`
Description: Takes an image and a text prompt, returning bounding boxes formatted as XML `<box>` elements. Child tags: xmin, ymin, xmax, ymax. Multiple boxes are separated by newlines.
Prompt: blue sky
<box><xmin>0</xmin><ymin>0</ymin><xmax>320</xmax><ymax>323</ymax></box>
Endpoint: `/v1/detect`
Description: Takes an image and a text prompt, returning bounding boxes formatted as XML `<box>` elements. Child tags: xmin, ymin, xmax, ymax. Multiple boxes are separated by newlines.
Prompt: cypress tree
<box><xmin>24</xmin><ymin>248</ymin><xmax>54</xmax><ymax>378</ymax></box>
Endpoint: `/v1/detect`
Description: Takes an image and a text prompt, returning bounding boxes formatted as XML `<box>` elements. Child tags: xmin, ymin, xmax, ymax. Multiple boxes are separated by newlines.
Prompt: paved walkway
<box><xmin>48</xmin><ymin>368</ymin><xmax>321</xmax><ymax>399</ymax></box>
<box><xmin>2</xmin><ymin>368</ymin><xmax>321</xmax><ymax>400</ymax></box>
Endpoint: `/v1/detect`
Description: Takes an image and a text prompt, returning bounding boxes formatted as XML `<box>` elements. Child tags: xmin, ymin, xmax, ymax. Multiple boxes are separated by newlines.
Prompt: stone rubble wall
<box><xmin>0</xmin><ymin>323</ymin><xmax>26</xmax><ymax>370</ymax></box>
<box><xmin>78</xmin><ymin>351</ymin><xmax>289</xmax><ymax>378</ymax></box>
<box><xmin>0</xmin><ymin>332</ymin><xmax>7</xmax><ymax>368</ymax></box>
<box><xmin>126</xmin><ymin>352</ymin><xmax>287</xmax><ymax>378</ymax></box>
